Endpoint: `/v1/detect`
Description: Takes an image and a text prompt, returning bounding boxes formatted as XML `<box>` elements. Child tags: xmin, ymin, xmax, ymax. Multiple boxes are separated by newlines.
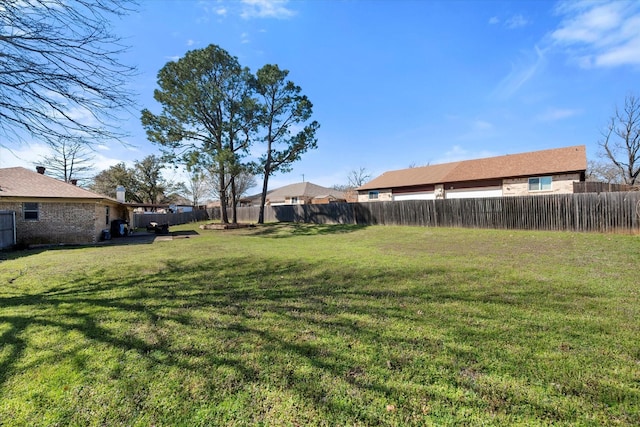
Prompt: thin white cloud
<box><xmin>505</xmin><ymin>14</ymin><xmax>529</xmax><ymax>29</ymax></box>
<box><xmin>536</xmin><ymin>107</ymin><xmax>581</xmax><ymax>122</ymax></box>
<box><xmin>473</xmin><ymin>119</ymin><xmax>493</xmax><ymax>131</ymax></box>
<box><xmin>196</xmin><ymin>0</ymin><xmax>295</xmax><ymax>21</ymax></box>
<box><xmin>240</xmin><ymin>0</ymin><xmax>296</xmax><ymax>19</ymax></box>
<box><xmin>456</xmin><ymin>118</ymin><xmax>497</xmax><ymax>141</ymax></box>
<box><xmin>551</xmin><ymin>0</ymin><xmax>640</xmax><ymax>68</ymax></box>
<box><xmin>0</xmin><ymin>143</ymin><xmax>52</xmax><ymax>169</ymax></box>
<box><xmin>186</xmin><ymin>39</ymin><xmax>195</xmax><ymax>46</ymax></box>
<box><xmin>433</xmin><ymin>146</ymin><xmax>497</xmax><ymax>164</ymax></box>
<box><xmin>0</xmin><ymin>143</ymin><xmax>123</xmax><ymax>176</ymax></box>
<box><xmin>488</xmin><ymin>14</ymin><xmax>528</xmax><ymax>29</ymax></box>
<box><xmin>241</xmin><ymin>32</ymin><xmax>250</xmax><ymax>44</ymax></box>
<box><xmin>493</xmin><ymin>45</ymin><xmax>546</xmax><ymax>99</ymax></box>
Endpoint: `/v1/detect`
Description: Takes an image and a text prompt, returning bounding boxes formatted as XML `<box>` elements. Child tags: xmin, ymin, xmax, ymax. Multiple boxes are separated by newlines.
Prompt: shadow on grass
<box><xmin>0</xmin><ymin>256</ymin><xmax>452</xmax><ymax>423</ymax></box>
<box><xmin>0</xmin><ymin>255</ymin><xmax>635</xmax><ymax>425</ymax></box>
<box><xmin>0</xmin><ymin>230</ymin><xmax>201</xmax><ymax>262</ymax></box>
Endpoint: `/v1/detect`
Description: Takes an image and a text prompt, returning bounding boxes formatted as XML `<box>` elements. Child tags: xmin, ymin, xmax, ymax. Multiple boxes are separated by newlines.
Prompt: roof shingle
<box><xmin>0</xmin><ymin>167</ymin><xmax>110</xmax><ymax>199</ymax></box>
<box><xmin>358</xmin><ymin>145</ymin><xmax>587</xmax><ymax>191</ymax></box>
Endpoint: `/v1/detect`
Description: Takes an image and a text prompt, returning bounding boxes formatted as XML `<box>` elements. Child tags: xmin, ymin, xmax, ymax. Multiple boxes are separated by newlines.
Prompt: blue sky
<box><xmin>2</xmin><ymin>0</ymin><xmax>640</xmax><ymax>194</ymax></box>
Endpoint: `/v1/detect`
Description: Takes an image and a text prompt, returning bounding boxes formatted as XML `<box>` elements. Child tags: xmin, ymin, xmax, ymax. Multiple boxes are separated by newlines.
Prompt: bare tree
<box><xmin>209</xmin><ymin>169</ymin><xmax>256</xmax><ymax>207</ymax></box>
<box><xmin>408</xmin><ymin>161</ymin><xmax>430</xmax><ymax>168</ymax></box>
<box><xmin>184</xmin><ymin>169</ymin><xmax>212</xmax><ymax>207</ymax></box>
<box><xmin>586</xmin><ymin>159</ymin><xmax>625</xmax><ymax>184</ymax></box>
<box><xmin>600</xmin><ymin>94</ymin><xmax>640</xmax><ymax>185</ymax></box>
<box><xmin>0</xmin><ymin>0</ymin><xmax>137</xmax><ymax>147</ymax></box>
<box><xmin>37</xmin><ymin>137</ymin><xmax>95</xmax><ymax>184</ymax></box>
<box><xmin>347</xmin><ymin>167</ymin><xmax>371</xmax><ymax>188</ymax></box>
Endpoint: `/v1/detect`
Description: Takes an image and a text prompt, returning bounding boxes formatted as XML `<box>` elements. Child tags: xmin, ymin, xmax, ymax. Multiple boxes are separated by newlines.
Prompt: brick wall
<box><xmin>357</xmin><ymin>189</ymin><xmax>393</xmax><ymax>202</ymax></box>
<box><xmin>502</xmin><ymin>173</ymin><xmax>582</xmax><ymax>197</ymax></box>
<box><xmin>0</xmin><ymin>201</ymin><xmax>99</xmax><ymax>246</ymax></box>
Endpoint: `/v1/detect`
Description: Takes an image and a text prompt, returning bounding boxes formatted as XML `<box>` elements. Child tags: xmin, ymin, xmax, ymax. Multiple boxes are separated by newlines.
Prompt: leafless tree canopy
<box><xmin>37</xmin><ymin>137</ymin><xmax>95</xmax><ymax>183</ymax></box>
<box><xmin>347</xmin><ymin>167</ymin><xmax>371</xmax><ymax>188</ymax></box>
<box><xmin>208</xmin><ymin>169</ymin><xmax>256</xmax><ymax>207</ymax></box>
<box><xmin>184</xmin><ymin>170</ymin><xmax>212</xmax><ymax>207</ymax></box>
<box><xmin>586</xmin><ymin>159</ymin><xmax>625</xmax><ymax>184</ymax></box>
<box><xmin>0</xmin><ymin>0</ymin><xmax>137</xmax><ymax>146</ymax></box>
<box><xmin>600</xmin><ymin>94</ymin><xmax>640</xmax><ymax>185</ymax></box>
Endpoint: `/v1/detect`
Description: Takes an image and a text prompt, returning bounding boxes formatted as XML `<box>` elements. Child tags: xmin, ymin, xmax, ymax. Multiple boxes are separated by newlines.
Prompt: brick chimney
<box><xmin>36</xmin><ymin>166</ymin><xmax>46</xmax><ymax>174</ymax></box>
<box><xmin>116</xmin><ymin>185</ymin><xmax>125</xmax><ymax>203</ymax></box>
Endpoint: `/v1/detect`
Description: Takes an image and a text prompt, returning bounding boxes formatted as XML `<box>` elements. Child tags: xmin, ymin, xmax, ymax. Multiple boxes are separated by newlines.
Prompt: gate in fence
<box><xmin>0</xmin><ymin>211</ymin><xmax>16</xmax><ymax>249</ymax></box>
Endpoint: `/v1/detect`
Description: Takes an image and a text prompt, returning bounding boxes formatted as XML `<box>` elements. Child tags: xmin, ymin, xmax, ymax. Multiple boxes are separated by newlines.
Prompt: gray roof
<box><xmin>0</xmin><ymin>167</ymin><xmax>112</xmax><ymax>200</ymax></box>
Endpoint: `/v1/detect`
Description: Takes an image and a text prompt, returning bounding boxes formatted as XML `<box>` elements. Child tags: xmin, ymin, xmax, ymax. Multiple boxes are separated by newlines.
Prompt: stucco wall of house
<box><xmin>502</xmin><ymin>173</ymin><xmax>581</xmax><ymax>197</ymax></box>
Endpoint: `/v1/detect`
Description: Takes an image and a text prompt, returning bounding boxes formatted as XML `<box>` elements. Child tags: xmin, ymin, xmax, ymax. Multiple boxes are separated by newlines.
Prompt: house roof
<box><xmin>263</xmin><ymin>182</ymin><xmax>345</xmax><ymax>203</ymax></box>
<box><xmin>358</xmin><ymin>145</ymin><xmax>587</xmax><ymax>191</ymax></box>
<box><xmin>0</xmin><ymin>167</ymin><xmax>111</xmax><ymax>200</ymax></box>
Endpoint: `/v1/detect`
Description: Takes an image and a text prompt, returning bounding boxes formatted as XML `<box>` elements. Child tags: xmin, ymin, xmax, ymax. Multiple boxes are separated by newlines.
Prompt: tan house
<box><xmin>246</xmin><ymin>182</ymin><xmax>346</xmax><ymax>206</ymax></box>
<box><xmin>0</xmin><ymin>167</ymin><xmax>131</xmax><ymax>247</ymax></box>
<box><xmin>357</xmin><ymin>145</ymin><xmax>587</xmax><ymax>202</ymax></box>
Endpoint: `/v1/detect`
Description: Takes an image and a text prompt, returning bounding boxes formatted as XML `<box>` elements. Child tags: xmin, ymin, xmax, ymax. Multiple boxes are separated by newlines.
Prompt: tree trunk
<box><xmin>230</xmin><ymin>176</ymin><xmax>238</xmax><ymax>224</ymax></box>
<box><xmin>258</xmin><ymin>169</ymin><xmax>270</xmax><ymax>224</ymax></box>
<box><xmin>218</xmin><ymin>168</ymin><xmax>229</xmax><ymax>224</ymax></box>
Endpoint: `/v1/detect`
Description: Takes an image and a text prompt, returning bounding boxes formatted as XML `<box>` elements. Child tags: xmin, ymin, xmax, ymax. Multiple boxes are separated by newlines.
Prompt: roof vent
<box><xmin>36</xmin><ymin>166</ymin><xmax>46</xmax><ymax>174</ymax></box>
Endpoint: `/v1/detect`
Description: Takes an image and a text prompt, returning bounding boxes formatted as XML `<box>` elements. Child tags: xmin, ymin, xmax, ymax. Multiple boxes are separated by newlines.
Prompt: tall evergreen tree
<box><xmin>141</xmin><ymin>44</ymin><xmax>255</xmax><ymax>223</ymax></box>
<box><xmin>253</xmin><ymin>64</ymin><xmax>319</xmax><ymax>224</ymax></box>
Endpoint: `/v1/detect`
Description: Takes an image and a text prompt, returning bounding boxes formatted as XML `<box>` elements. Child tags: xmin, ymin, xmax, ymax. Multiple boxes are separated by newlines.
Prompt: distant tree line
<box><xmin>89</xmin><ymin>155</ymin><xmax>185</xmax><ymax>205</ymax></box>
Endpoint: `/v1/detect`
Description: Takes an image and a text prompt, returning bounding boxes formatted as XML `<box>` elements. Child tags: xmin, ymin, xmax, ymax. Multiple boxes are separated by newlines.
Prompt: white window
<box><xmin>368</xmin><ymin>191</ymin><xmax>379</xmax><ymax>200</ymax></box>
<box><xmin>291</xmin><ymin>197</ymin><xmax>299</xmax><ymax>204</ymax></box>
<box><xmin>24</xmin><ymin>202</ymin><xmax>39</xmax><ymax>221</ymax></box>
<box><xmin>528</xmin><ymin>176</ymin><xmax>552</xmax><ymax>192</ymax></box>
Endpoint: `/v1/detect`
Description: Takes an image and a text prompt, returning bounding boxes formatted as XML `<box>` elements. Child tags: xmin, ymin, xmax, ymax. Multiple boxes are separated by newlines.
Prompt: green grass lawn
<box><xmin>1</xmin><ymin>223</ymin><xmax>638</xmax><ymax>426</ymax></box>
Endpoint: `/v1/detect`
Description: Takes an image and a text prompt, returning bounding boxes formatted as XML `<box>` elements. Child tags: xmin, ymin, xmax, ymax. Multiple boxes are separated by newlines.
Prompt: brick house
<box><xmin>246</xmin><ymin>182</ymin><xmax>346</xmax><ymax>206</ymax></box>
<box><xmin>357</xmin><ymin>145</ymin><xmax>587</xmax><ymax>202</ymax></box>
<box><xmin>0</xmin><ymin>167</ymin><xmax>131</xmax><ymax>247</ymax></box>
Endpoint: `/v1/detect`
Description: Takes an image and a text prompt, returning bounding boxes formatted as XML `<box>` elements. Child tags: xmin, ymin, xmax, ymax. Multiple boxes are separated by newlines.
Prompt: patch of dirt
<box><xmin>199</xmin><ymin>223</ymin><xmax>256</xmax><ymax>230</ymax></box>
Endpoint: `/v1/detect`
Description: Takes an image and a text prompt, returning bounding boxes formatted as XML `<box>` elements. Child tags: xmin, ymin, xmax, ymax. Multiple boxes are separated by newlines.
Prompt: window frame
<box><xmin>368</xmin><ymin>191</ymin><xmax>379</xmax><ymax>200</ymax></box>
<box><xmin>23</xmin><ymin>202</ymin><xmax>39</xmax><ymax>221</ymax></box>
<box><xmin>528</xmin><ymin>176</ymin><xmax>552</xmax><ymax>192</ymax></box>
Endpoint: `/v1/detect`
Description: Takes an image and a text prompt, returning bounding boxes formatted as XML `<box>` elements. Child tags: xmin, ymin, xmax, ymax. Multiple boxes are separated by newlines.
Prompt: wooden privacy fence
<box><xmin>132</xmin><ymin>210</ymin><xmax>210</xmax><ymax>229</ymax></box>
<box><xmin>228</xmin><ymin>192</ymin><xmax>640</xmax><ymax>233</ymax></box>
<box><xmin>573</xmin><ymin>182</ymin><xmax>635</xmax><ymax>193</ymax></box>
